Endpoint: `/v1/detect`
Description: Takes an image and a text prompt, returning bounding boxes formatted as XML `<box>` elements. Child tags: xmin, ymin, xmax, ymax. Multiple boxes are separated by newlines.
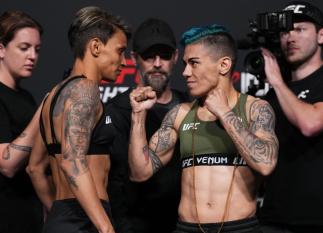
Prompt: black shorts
<box><xmin>173</xmin><ymin>217</ymin><xmax>262</xmax><ymax>233</ymax></box>
<box><xmin>43</xmin><ymin>198</ymin><xmax>112</xmax><ymax>233</ymax></box>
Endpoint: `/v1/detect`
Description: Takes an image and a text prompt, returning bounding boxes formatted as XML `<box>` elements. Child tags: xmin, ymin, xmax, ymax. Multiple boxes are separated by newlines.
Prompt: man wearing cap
<box><xmin>106</xmin><ymin>18</ymin><xmax>189</xmax><ymax>233</ymax></box>
<box><xmin>129</xmin><ymin>23</ymin><xmax>278</xmax><ymax>233</ymax></box>
<box><xmin>259</xmin><ymin>1</ymin><xmax>323</xmax><ymax>232</ymax></box>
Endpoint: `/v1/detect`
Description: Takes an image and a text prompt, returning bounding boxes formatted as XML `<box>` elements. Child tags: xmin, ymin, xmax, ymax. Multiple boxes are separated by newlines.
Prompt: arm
<box><xmin>59</xmin><ymin>79</ymin><xmax>113</xmax><ymax>233</ymax></box>
<box><xmin>128</xmin><ymin>87</ymin><xmax>179</xmax><ymax>182</ymax></box>
<box><xmin>0</xmin><ymin>102</ymin><xmax>43</xmax><ymax>177</ymax></box>
<box><xmin>262</xmin><ymin>47</ymin><xmax>323</xmax><ymax>136</ymax></box>
<box><xmin>27</xmin><ymin>131</ymin><xmax>55</xmax><ymax>211</ymax></box>
<box><xmin>205</xmin><ymin>90</ymin><xmax>278</xmax><ymax>176</ymax></box>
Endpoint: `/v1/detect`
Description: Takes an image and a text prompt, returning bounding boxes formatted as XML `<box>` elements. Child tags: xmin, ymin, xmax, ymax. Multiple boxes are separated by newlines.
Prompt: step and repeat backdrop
<box><xmin>2</xmin><ymin>0</ymin><xmax>323</xmax><ymax>103</ymax></box>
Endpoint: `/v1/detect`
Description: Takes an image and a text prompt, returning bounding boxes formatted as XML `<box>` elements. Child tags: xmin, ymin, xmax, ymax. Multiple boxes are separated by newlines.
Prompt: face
<box><xmin>182</xmin><ymin>43</ymin><xmax>221</xmax><ymax>97</ymax></box>
<box><xmin>136</xmin><ymin>45</ymin><xmax>178</xmax><ymax>97</ymax></box>
<box><xmin>0</xmin><ymin>27</ymin><xmax>41</xmax><ymax>79</ymax></box>
<box><xmin>99</xmin><ymin>29</ymin><xmax>128</xmax><ymax>81</ymax></box>
<box><xmin>280</xmin><ymin>22</ymin><xmax>322</xmax><ymax>66</ymax></box>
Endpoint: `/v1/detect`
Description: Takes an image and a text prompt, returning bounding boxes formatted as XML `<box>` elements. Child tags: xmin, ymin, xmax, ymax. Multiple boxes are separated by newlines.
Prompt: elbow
<box><xmin>258</xmin><ymin>158</ymin><xmax>277</xmax><ymax>176</ymax></box>
<box><xmin>129</xmin><ymin>170</ymin><xmax>151</xmax><ymax>182</ymax></box>
<box><xmin>258</xmin><ymin>166</ymin><xmax>275</xmax><ymax>176</ymax></box>
<box><xmin>299</xmin><ymin>121</ymin><xmax>322</xmax><ymax>137</ymax></box>
<box><xmin>26</xmin><ymin>164</ymin><xmax>42</xmax><ymax>179</ymax></box>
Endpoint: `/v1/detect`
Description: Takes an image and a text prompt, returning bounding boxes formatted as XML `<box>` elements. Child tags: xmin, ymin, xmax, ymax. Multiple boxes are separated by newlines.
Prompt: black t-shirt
<box><xmin>260</xmin><ymin>66</ymin><xmax>323</xmax><ymax>226</ymax></box>
<box><xmin>0</xmin><ymin>81</ymin><xmax>43</xmax><ymax>233</ymax></box>
<box><xmin>106</xmin><ymin>88</ymin><xmax>190</xmax><ymax>233</ymax></box>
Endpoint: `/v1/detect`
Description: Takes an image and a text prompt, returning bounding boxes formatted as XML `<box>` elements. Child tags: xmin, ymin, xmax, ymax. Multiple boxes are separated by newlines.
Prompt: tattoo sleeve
<box><xmin>222</xmin><ymin>100</ymin><xmax>278</xmax><ymax>166</ymax></box>
<box><xmin>147</xmin><ymin>105</ymin><xmax>180</xmax><ymax>174</ymax></box>
<box><xmin>61</xmin><ymin>80</ymin><xmax>100</xmax><ymax>189</ymax></box>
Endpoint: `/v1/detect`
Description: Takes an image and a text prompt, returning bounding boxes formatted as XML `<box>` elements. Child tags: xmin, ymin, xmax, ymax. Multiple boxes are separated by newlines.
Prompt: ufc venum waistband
<box><xmin>181</xmin><ymin>153</ymin><xmax>247</xmax><ymax>168</ymax></box>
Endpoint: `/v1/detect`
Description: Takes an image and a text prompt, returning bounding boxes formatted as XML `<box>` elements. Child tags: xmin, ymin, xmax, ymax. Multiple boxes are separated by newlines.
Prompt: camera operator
<box><xmin>259</xmin><ymin>1</ymin><xmax>323</xmax><ymax>232</ymax></box>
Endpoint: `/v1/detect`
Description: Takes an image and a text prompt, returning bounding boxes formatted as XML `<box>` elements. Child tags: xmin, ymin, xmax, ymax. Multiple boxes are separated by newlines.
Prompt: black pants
<box><xmin>261</xmin><ymin>223</ymin><xmax>323</xmax><ymax>233</ymax></box>
<box><xmin>43</xmin><ymin>198</ymin><xmax>112</xmax><ymax>233</ymax></box>
<box><xmin>173</xmin><ymin>217</ymin><xmax>262</xmax><ymax>233</ymax></box>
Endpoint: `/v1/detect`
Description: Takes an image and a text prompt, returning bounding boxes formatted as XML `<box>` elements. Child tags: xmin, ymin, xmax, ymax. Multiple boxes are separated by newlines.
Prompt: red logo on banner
<box><xmin>100</xmin><ymin>59</ymin><xmax>140</xmax><ymax>85</ymax></box>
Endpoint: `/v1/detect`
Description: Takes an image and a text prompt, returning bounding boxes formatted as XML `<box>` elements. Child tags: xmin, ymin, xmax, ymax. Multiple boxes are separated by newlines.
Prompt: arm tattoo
<box><xmin>153</xmin><ymin>105</ymin><xmax>180</xmax><ymax>153</ymax></box>
<box><xmin>143</xmin><ymin>145</ymin><xmax>163</xmax><ymax>174</ymax></box>
<box><xmin>62</xmin><ymin>169</ymin><xmax>78</xmax><ymax>189</ymax></box>
<box><xmin>143</xmin><ymin>105</ymin><xmax>180</xmax><ymax>174</ymax></box>
<box><xmin>2</xmin><ymin>143</ymin><xmax>32</xmax><ymax>160</ymax></box>
<box><xmin>18</xmin><ymin>132</ymin><xmax>27</xmax><ymax>138</ymax></box>
<box><xmin>61</xmin><ymin>80</ymin><xmax>99</xmax><ymax>189</ymax></box>
<box><xmin>222</xmin><ymin>100</ymin><xmax>278</xmax><ymax>165</ymax></box>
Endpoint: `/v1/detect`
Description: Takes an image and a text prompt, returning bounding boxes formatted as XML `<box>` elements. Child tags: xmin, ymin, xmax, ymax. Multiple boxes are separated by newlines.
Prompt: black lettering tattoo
<box><xmin>3</xmin><ymin>147</ymin><xmax>10</xmax><ymax>160</ymax></box>
<box><xmin>2</xmin><ymin>143</ymin><xmax>32</xmax><ymax>160</ymax></box>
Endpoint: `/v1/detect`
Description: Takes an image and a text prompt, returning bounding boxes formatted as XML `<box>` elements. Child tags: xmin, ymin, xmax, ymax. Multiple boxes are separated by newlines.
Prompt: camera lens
<box><xmin>244</xmin><ymin>50</ymin><xmax>264</xmax><ymax>76</ymax></box>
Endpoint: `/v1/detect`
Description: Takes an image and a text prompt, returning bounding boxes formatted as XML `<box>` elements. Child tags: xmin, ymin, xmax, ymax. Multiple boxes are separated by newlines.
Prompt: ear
<box><xmin>0</xmin><ymin>43</ymin><xmax>5</xmax><ymax>59</ymax></box>
<box><xmin>130</xmin><ymin>51</ymin><xmax>137</xmax><ymax>66</ymax></box>
<box><xmin>218</xmin><ymin>56</ymin><xmax>232</xmax><ymax>76</ymax></box>
<box><xmin>89</xmin><ymin>38</ymin><xmax>102</xmax><ymax>57</ymax></box>
<box><xmin>317</xmin><ymin>28</ymin><xmax>323</xmax><ymax>45</ymax></box>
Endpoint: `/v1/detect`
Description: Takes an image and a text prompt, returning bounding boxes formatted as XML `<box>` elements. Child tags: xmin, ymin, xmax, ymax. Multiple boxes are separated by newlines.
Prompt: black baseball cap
<box><xmin>133</xmin><ymin>18</ymin><xmax>176</xmax><ymax>54</ymax></box>
<box><xmin>283</xmin><ymin>1</ymin><xmax>323</xmax><ymax>26</ymax></box>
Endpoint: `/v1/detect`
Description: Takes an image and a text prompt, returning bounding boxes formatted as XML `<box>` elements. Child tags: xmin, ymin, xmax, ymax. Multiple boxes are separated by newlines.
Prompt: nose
<box><xmin>182</xmin><ymin>64</ymin><xmax>191</xmax><ymax>78</ymax></box>
<box><xmin>28</xmin><ymin>47</ymin><xmax>38</xmax><ymax>61</ymax></box>
<box><xmin>121</xmin><ymin>54</ymin><xmax>127</xmax><ymax>67</ymax></box>
<box><xmin>153</xmin><ymin>56</ymin><xmax>161</xmax><ymax>68</ymax></box>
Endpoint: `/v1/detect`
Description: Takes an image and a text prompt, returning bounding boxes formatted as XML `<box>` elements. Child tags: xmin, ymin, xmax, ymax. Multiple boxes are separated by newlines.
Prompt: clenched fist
<box><xmin>130</xmin><ymin>86</ymin><xmax>157</xmax><ymax>113</ymax></box>
<box><xmin>204</xmin><ymin>88</ymin><xmax>230</xmax><ymax>117</ymax></box>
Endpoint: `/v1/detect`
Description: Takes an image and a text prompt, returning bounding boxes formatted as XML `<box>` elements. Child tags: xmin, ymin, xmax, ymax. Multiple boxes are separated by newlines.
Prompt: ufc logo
<box><xmin>284</xmin><ymin>4</ymin><xmax>306</xmax><ymax>14</ymax></box>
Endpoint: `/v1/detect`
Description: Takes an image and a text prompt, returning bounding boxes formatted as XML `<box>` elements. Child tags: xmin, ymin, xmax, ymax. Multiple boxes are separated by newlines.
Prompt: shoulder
<box><xmin>170</xmin><ymin>102</ymin><xmax>195</xmax><ymax>130</ymax></box>
<box><xmin>66</xmin><ymin>78</ymin><xmax>99</xmax><ymax>101</ymax></box>
<box><xmin>245</xmin><ymin>95</ymin><xmax>275</xmax><ymax>122</ymax></box>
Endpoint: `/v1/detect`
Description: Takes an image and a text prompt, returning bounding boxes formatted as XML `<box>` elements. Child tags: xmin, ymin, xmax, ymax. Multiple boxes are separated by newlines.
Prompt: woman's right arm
<box><xmin>0</xmin><ymin>102</ymin><xmax>43</xmax><ymax>177</ymax></box>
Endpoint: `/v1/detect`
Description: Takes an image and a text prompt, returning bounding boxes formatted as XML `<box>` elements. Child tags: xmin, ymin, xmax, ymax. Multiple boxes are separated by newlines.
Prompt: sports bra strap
<box><xmin>48</xmin><ymin>75</ymin><xmax>85</xmax><ymax>144</ymax></box>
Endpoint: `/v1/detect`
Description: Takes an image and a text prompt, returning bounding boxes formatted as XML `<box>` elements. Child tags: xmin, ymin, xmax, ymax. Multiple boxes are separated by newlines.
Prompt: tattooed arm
<box><xmin>27</xmin><ymin>131</ymin><xmax>54</xmax><ymax>211</ymax></box>
<box><xmin>0</xmin><ymin>102</ymin><xmax>43</xmax><ymax>177</ymax></box>
<box><xmin>220</xmin><ymin>99</ymin><xmax>278</xmax><ymax>175</ymax></box>
<box><xmin>128</xmin><ymin>98</ymin><xmax>180</xmax><ymax>182</ymax></box>
<box><xmin>59</xmin><ymin>79</ymin><xmax>113</xmax><ymax>233</ymax></box>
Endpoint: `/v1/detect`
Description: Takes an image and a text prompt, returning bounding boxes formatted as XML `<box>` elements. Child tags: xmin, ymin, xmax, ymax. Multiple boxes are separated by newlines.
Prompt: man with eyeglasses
<box><xmin>106</xmin><ymin>18</ymin><xmax>190</xmax><ymax>233</ymax></box>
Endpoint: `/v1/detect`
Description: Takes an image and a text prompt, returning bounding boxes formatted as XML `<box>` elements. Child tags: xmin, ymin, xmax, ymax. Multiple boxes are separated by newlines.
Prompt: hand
<box><xmin>204</xmin><ymin>88</ymin><xmax>230</xmax><ymax>117</ymax></box>
<box><xmin>261</xmin><ymin>47</ymin><xmax>284</xmax><ymax>87</ymax></box>
<box><xmin>130</xmin><ymin>86</ymin><xmax>157</xmax><ymax>113</ymax></box>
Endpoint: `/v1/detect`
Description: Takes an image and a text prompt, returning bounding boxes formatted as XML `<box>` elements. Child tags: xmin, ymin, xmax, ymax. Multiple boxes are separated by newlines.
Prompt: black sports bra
<box><xmin>39</xmin><ymin>75</ymin><xmax>115</xmax><ymax>156</ymax></box>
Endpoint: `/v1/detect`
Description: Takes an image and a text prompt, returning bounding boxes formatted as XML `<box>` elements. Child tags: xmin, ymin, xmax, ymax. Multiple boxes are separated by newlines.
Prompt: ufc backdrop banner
<box><xmin>3</xmin><ymin>0</ymin><xmax>322</xmax><ymax>104</ymax></box>
<box><xmin>99</xmin><ymin>58</ymin><xmax>270</xmax><ymax>104</ymax></box>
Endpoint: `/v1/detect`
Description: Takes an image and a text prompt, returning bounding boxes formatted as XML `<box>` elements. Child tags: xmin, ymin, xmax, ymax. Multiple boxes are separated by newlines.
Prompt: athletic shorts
<box><xmin>173</xmin><ymin>217</ymin><xmax>262</xmax><ymax>233</ymax></box>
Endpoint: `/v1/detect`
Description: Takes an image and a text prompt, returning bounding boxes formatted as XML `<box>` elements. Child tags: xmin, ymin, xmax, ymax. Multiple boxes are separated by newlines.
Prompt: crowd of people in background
<box><xmin>0</xmin><ymin>1</ymin><xmax>323</xmax><ymax>233</ymax></box>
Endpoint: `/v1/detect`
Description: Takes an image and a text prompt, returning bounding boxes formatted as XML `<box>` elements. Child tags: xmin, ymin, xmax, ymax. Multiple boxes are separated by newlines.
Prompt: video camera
<box><xmin>238</xmin><ymin>11</ymin><xmax>294</xmax><ymax>78</ymax></box>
